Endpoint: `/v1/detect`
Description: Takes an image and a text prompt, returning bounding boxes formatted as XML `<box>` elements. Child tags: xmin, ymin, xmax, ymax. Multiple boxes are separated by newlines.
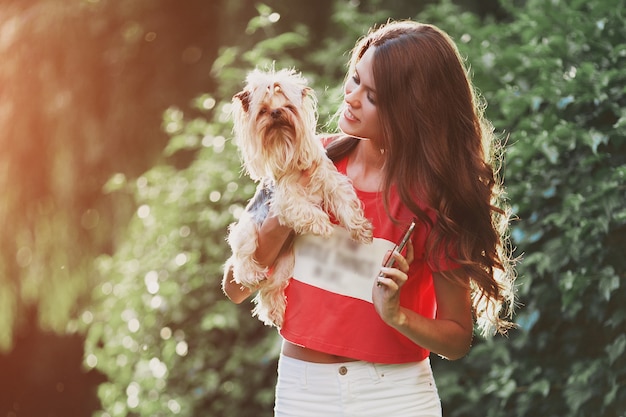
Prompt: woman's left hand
<box><xmin>372</xmin><ymin>241</ymin><xmax>414</xmax><ymax>327</ymax></box>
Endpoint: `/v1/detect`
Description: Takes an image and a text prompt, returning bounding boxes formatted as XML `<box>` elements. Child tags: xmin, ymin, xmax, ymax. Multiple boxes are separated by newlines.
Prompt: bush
<box><xmin>84</xmin><ymin>1</ymin><xmax>626</xmax><ymax>416</ymax></box>
<box><xmin>424</xmin><ymin>1</ymin><xmax>626</xmax><ymax>416</ymax></box>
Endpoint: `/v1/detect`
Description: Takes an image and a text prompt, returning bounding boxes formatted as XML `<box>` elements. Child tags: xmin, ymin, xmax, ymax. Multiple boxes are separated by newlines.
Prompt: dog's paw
<box><xmin>350</xmin><ymin>221</ymin><xmax>374</xmax><ymax>244</ymax></box>
<box><xmin>299</xmin><ymin>218</ymin><xmax>334</xmax><ymax>237</ymax></box>
<box><xmin>281</xmin><ymin>205</ymin><xmax>334</xmax><ymax>237</ymax></box>
<box><xmin>338</xmin><ymin>212</ymin><xmax>373</xmax><ymax>243</ymax></box>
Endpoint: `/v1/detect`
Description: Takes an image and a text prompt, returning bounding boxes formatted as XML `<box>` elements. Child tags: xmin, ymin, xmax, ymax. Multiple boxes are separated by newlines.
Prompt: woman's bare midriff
<box><xmin>282</xmin><ymin>340</ymin><xmax>359</xmax><ymax>363</ymax></box>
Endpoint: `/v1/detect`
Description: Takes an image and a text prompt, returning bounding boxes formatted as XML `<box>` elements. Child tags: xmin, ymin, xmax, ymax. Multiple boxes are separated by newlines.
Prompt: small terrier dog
<box><xmin>224</xmin><ymin>68</ymin><xmax>373</xmax><ymax>327</ymax></box>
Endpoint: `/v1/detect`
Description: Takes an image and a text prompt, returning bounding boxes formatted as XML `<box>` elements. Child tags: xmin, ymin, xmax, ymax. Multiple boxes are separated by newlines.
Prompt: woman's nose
<box><xmin>344</xmin><ymin>86</ymin><xmax>360</xmax><ymax>107</ymax></box>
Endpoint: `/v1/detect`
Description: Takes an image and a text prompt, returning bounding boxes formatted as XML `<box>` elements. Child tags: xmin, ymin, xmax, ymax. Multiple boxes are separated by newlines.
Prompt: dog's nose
<box><xmin>270</xmin><ymin>109</ymin><xmax>282</xmax><ymax>119</ymax></box>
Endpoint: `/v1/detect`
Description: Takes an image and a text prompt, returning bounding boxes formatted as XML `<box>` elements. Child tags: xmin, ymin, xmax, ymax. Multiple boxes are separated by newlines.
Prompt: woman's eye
<box><xmin>352</xmin><ymin>74</ymin><xmax>360</xmax><ymax>84</ymax></box>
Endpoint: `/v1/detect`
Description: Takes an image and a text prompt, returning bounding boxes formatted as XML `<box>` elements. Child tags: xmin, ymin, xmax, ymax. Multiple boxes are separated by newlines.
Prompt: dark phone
<box><xmin>382</xmin><ymin>219</ymin><xmax>417</xmax><ymax>270</ymax></box>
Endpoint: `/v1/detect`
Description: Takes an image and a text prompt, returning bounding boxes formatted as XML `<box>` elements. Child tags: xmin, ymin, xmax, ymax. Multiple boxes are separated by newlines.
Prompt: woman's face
<box><xmin>339</xmin><ymin>46</ymin><xmax>383</xmax><ymax>143</ymax></box>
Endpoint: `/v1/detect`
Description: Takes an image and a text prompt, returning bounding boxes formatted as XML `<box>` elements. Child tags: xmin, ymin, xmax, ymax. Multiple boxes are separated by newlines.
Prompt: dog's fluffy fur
<box><xmin>224</xmin><ymin>68</ymin><xmax>373</xmax><ymax>327</ymax></box>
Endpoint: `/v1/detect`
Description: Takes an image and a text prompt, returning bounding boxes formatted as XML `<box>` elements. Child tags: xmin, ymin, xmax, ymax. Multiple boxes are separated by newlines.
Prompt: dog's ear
<box><xmin>234</xmin><ymin>90</ymin><xmax>250</xmax><ymax>112</ymax></box>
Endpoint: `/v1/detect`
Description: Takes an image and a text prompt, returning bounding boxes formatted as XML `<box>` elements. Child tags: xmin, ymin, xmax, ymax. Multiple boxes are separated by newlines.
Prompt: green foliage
<box><xmin>84</xmin><ymin>94</ymin><xmax>281</xmax><ymax>416</ymax></box>
<box><xmin>423</xmin><ymin>0</ymin><xmax>626</xmax><ymax>416</ymax></box>
<box><xmin>84</xmin><ymin>1</ymin><xmax>626</xmax><ymax>416</ymax></box>
<box><xmin>84</xmin><ymin>5</ymin><xmax>320</xmax><ymax>416</ymax></box>
<box><xmin>0</xmin><ymin>0</ymin><xmax>225</xmax><ymax>352</ymax></box>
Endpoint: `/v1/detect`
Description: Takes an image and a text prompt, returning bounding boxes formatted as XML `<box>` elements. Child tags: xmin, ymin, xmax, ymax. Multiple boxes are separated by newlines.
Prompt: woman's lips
<box><xmin>343</xmin><ymin>107</ymin><xmax>359</xmax><ymax>122</ymax></box>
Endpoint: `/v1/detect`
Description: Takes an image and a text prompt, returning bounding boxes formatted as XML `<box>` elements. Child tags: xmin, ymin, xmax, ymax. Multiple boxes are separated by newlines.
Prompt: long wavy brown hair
<box><xmin>327</xmin><ymin>20</ymin><xmax>517</xmax><ymax>336</ymax></box>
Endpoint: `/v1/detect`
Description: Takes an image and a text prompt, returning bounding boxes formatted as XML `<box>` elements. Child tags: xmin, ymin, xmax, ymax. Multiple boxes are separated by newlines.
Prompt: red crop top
<box><xmin>279</xmin><ymin>154</ymin><xmax>452</xmax><ymax>363</ymax></box>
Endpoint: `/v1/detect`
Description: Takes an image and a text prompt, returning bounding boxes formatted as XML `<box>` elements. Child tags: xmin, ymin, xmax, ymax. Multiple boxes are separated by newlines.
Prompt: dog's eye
<box><xmin>259</xmin><ymin>108</ymin><xmax>268</xmax><ymax>115</ymax></box>
<box><xmin>285</xmin><ymin>105</ymin><xmax>296</xmax><ymax>113</ymax></box>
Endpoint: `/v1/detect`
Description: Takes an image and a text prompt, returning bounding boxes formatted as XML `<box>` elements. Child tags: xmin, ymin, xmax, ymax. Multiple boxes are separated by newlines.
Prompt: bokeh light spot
<box><xmin>137</xmin><ymin>205</ymin><xmax>150</xmax><ymax>219</ymax></box>
<box><xmin>101</xmin><ymin>282</ymin><xmax>113</xmax><ymax>295</ymax></box>
<box><xmin>116</xmin><ymin>354</ymin><xmax>128</xmax><ymax>367</ymax></box>
<box><xmin>144</xmin><ymin>270</ymin><xmax>159</xmax><ymax>294</ymax></box>
<box><xmin>268</xmin><ymin>12</ymin><xmax>280</xmax><ymax>23</ymax></box>
<box><xmin>209</xmin><ymin>191</ymin><xmax>221</xmax><ymax>202</ymax></box>
<box><xmin>128</xmin><ymin>318</ymin><xmax>140</xmax><ymax>333</ymax></box>
<box><xmin>150</xmin><ymin>295</ymin><xmax>163</xmax><ymax>309</ymax></box>
<box><xmin>122</xmin><ymin>336</ymin><xmax>138</xmax><ymax>352</ymax></box>
<box><xmin>168</xmin><ymin>399</ymin><xmax>181</xmax><ymax>414</ymax></box>
<box><xmin>85</xmin><ymin>354</ymin><xmax>98</xmax><ymax>368</ymax></box>
<box><xmin>202</xmin><ymin>97</ymin><xmax>216</xmax><ymax>110</ymax></box>
<box><xmin>144</xmin><ymin>32</ymin><xmax>157</xmax><ymax>42</ymax></box>
<box><xmin>181</xmin><ymin>46</ymin><xmax>202</xmax><ymax>64</ymax></box>
<box><xmin>149</xmin><ymin>357</ymin><xmax>167</xmax><ymax>379</ymax></box>
<box><xmin>160</xmin><ymin>327</ymin><xmax>172</xmax><ymax>340</ymax></box>
<box><xmin>175</xmin><ymin>341</ymin><xmax>188</xmax><ymax>357</ymax></box>
<box><xmin>136</xmin><ymin>176</ymin><xmax>148</xmax><ymax>189</ymax></box>
<box><xmin>81</xmin><ymin>310</ymin><xmax>93</xmax><ymax>324</ymax></box>
<box><xmin>175</xmin><ymin>253</ymin><xmax>187</xmax><ymax>266</ymax></box>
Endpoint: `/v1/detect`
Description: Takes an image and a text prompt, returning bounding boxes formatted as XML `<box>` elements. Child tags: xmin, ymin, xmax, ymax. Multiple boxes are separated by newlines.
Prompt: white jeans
<box><xmin>274</xmin><ymin>354</ymin><xmax>442</xmax><ymax>417</ymax></box>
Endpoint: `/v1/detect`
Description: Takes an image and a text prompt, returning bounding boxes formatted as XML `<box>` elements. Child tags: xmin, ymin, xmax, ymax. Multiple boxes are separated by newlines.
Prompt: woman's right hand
<box><xmin>253</xmin><ymin>214</ymin><xmax>294</xmax><ymax>268</ymax></box>
<box><xmin>254</xmin><ymin>167</ymin><xmax>314</xmax><ymax>267</ymax></box>
<box><xmin>221</xmin><ymin>264</ymin><xmax>253</xmax><ymax>304</ymax></box>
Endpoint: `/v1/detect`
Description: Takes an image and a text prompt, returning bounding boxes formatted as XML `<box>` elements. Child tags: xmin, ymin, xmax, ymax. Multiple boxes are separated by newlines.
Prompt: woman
<box><xmin>223</xmin><ymin>20</ymin><xmax>516</xmax><ymax>417</ymax></box>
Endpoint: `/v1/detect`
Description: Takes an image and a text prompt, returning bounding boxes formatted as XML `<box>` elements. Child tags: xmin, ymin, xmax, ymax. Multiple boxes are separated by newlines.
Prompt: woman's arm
<box><xmin>253</xmin><ymin>214</ymin><xmax>294</xmax><ymax>267</ymax></box>
<box><xmin>373</xmin><ymin>248</ymin><xmax>474</xmax><ymax>360</ymax></box>
<box><xmin>222</xmin><ymin>169</ymin><xmax>308</xmax><ymax>304</ymax></box>
<box><xmin>222</xmin><ymin>264</ymin><xmax>252</xmax><ymax>304</ymax></box>
<box><xmin>252</xmin><ymin>168</ymin><xmax>313</xmax><ymax>266</ymax></box>
<box><xmin>222</xmin><ymin>213</ymin><xmax>293</xmax><ymax>304</ymax></box>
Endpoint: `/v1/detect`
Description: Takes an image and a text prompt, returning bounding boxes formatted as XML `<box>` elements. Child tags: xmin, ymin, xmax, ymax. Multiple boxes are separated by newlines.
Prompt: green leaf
<box><xmin>605</xmin><ymin>334</ymin><xmax>626</xmax><ymax>365</ymax></box>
